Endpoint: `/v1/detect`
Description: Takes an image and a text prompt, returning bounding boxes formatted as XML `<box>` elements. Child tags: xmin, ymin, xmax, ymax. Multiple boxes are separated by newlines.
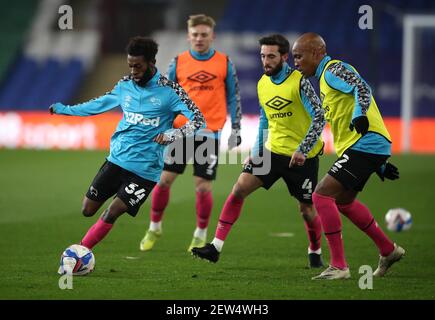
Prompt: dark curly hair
<box><xmin>126</xmin><ymin>36</ymin><xmax>158</xmax><ymax>63</ymax></box>
<box><xmin>259</xmin><ymin>34</ymin><xmax>289</xmax><ymax>55</ymax></box>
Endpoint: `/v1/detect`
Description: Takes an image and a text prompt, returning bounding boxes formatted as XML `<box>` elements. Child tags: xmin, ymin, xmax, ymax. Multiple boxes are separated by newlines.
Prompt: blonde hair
<box><xmin>187</xmin><ymin>14</ymin><xmax>216</xmax><ymax>29</ymax></box>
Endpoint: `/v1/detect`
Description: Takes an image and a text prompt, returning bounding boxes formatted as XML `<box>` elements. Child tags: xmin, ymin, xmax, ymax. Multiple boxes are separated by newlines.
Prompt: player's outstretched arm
<box><xmin>49</xmin><ymin>102</ymin><xmax>71</xmax><ymax>115</ymax></box>
<box><xmin>48</xmin><ymin>82</ymin><xmax>122</xmax><ymax>117</ymax></box>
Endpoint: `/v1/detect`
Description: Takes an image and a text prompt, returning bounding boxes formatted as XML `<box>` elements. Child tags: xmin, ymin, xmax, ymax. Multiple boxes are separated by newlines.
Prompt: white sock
<box><xmin>193</xmin><ymin>227</ymin><xmax>207</xmax><ymax>240</ymax></box>
<box><xmin>211</xmin><ymin>238</ymin><xmax>224</xmax><ymax>252</ymax></box>
<box><xmin>308</xmin><ymin>247</ymin><xmax>322</xmax><ymax>254</ymax></box>
<box><xmin>149</xmin><ymin>221</ymin><xmax>162</xmax><ymax>232</ymax></box>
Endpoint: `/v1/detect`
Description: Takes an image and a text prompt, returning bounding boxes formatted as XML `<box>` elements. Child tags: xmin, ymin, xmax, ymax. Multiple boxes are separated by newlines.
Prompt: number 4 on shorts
<box><xmin>302</xmin><ymin>179</ymin><xmax>312</xmax><ymax>193</ymax></box>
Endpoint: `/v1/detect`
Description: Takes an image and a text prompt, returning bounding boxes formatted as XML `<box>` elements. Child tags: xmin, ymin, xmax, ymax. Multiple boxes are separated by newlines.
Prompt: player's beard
<box><xmin>137</xmin><ymin>64</ymin><xmax>156</xmax><ymax>87</ymax></box>
<box><xmin>264</xmin><ymin>61</ymin><xmax>283</xmax><ymax>77</ymax></box>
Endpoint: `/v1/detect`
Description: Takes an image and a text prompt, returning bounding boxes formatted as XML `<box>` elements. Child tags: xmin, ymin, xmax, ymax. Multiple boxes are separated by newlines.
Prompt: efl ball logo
<box><xmin>58</xmin><ymin>244</ymin><xmax>95</xmax><ymax>276</ymax></box>
<box><xmin>385</xmin><ymin>208</ymin><xmax>412</xmax><ymax>232</ymax></box>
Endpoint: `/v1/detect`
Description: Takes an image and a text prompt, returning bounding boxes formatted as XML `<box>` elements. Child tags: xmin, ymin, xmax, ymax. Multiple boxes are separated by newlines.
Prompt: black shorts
<box><xmin>243</xmin><ymin>150</ymin><xmax>319</xmax><ymax>204</ymax></box>
<box><xmin>328</xmin><ymin>149</ymin><xmax>389</xmax><ymax>191</ymax></box>
<box><xmin>85</xmin><ymin>161</ymin><xmax>156</xmax><ymax>216</ymax></box>
<box><xmin>163</xmin><ymin>135</ymin><xmax>220</xmax><ymax>180</ymax></box>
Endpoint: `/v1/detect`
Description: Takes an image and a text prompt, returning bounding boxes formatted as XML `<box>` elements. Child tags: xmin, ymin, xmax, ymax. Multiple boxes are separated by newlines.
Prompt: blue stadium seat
<box><xmin>0</xmin><ymin>56</ymin><xmax>85</xmax><ymax>110</ymax></box>
<box><xmin>0</xmin><ymin>56</ymin><xmax>39</xmax><ymax>109</ymax></box>
<box><xmin>49</xmin><ymin>59</ymin><xmax>84</xmax><ymax>105</ymax></box>
<box><xmin>21</xmin><ymin>58</ymin><xmax>61</xmax><ymax>109</ymax></box>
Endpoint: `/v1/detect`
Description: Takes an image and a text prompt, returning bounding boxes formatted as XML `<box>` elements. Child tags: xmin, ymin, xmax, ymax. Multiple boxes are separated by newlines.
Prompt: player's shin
<box><xmin>196</xmin><ymin>191</ymin><xmax>213</xmax><ymax>232</ymax></box>
<box><xmin>338</xmin><ymin>200</ymin><xmax>394</xmax><ymax>256</ymax></box>
<box><xmin>300</xmin><ymin>203</ymin><xmax>322</xmax><ymax>251</ymax></box>
<box><xmin>149</xmin><ymin>184</ymin><xmax>170</xmax><ymax>228</ymax></box>
<box><xmin>312</xmin><ymin>192</ymin><xmax>347</xmax><ymax>269</ymax></box>
<box><xmin>81</xmin><ymin>217</ymin><xmax>113</xmax><ymax>250</ymax></box>
<box><xmin>303</xmin><ymin>215</ymin><xmax>322</xmax><ymax>252</ymax></box>
<box><xmin>214</xmin><ymin>193</ymin><xmax>244</xmax><ymax>247</ymax></box>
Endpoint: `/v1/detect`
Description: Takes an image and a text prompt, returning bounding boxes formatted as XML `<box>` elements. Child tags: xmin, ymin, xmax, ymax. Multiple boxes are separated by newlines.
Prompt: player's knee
<box><xmin>195</xmin><ymin>180</ymin><xmax>212</xmax><ymax>193</ymax></box>
<box><xmin>314</xmin><ymin>182</ymin><xmax>333</xmax><ymax>197</ymax></box>
<box><xmin>299</xmin><ymin>202</ymin><xmax>315</xmax><ymax>221</ymax></box>
<box><xmin>102</xmin><ymin>199</ymin><xmax>128</xmax><ymax>223</ymax></box>
<box><xmin>81</xmin><ymin>204</ymin><xmax>97</xmax><ymax>217</ymax></box>
<box><xmin>196</xmin><ymin>186</ymin><xmax>211</xmax><ymax>194</ymax></box>
<box><xmin>232</xmin><ymin>182</ymin><xmax>248</xmax><ymax>199</ymax></box>
<box><xmin>313</xmin><ymin>182</ymin><xmax>325</xmax><ymax>195</ymax></box>
<box><xmin>159</xmin><ymin>171</ymin><xmax>177</xmax><ymax>188</ymax></box>
<box><xmin>101</xmin><ymin>208</ymin><xmax>123</xmax><ymax>224</ymax></box>
<box><xmin>158</xmin><ymin>180</ymin><xmax>172</xmax><ymax>189</ymax></box>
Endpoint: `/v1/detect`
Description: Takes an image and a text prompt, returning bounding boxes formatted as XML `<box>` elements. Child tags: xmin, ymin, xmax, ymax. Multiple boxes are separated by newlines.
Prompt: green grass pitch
<box><xmin>0</xmin><ymin>149</ymin><xmax>434</xmax><ymax>299</ymax></box>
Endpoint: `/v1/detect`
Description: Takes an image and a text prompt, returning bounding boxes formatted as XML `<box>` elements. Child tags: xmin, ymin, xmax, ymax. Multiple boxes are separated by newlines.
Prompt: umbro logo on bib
<box><xmin>188</xmin><ymin>71</ymin><xmax>217</xmax><ymax>83</ymax></box>
<box><xmin>265</xmin><ymin>96</ymin><xmax>292</xmax><ymax>110</ymax></box>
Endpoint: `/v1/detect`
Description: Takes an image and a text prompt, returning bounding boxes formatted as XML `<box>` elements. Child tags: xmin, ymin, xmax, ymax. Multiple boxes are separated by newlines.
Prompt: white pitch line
<box><xmin>269</xmin><ymin>232</ymin><xmax>295</xmax><ymax>237</ymax></box>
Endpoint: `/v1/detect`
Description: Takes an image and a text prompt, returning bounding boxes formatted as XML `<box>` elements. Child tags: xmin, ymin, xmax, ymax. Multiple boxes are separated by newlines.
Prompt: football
<box><xmin>385</xmin><ymin>208</ymin><xmax>412</xmax><ymax>232</ymax></box>
<box><xmin>58</xmin><ymin>244</ymin><xmax>95</xmax><ymax>276</ymax></box>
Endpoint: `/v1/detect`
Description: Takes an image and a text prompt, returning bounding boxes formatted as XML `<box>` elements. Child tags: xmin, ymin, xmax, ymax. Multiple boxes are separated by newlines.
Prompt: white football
<box><xmin>58</xmin><ymin>244</ymin><xmax>95</xmax><ymax>276</ymax></box>
<box><xmin>385</xmin><ymin>208</ymin><xmax>412</xmax><ymax>232</ymax></box>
